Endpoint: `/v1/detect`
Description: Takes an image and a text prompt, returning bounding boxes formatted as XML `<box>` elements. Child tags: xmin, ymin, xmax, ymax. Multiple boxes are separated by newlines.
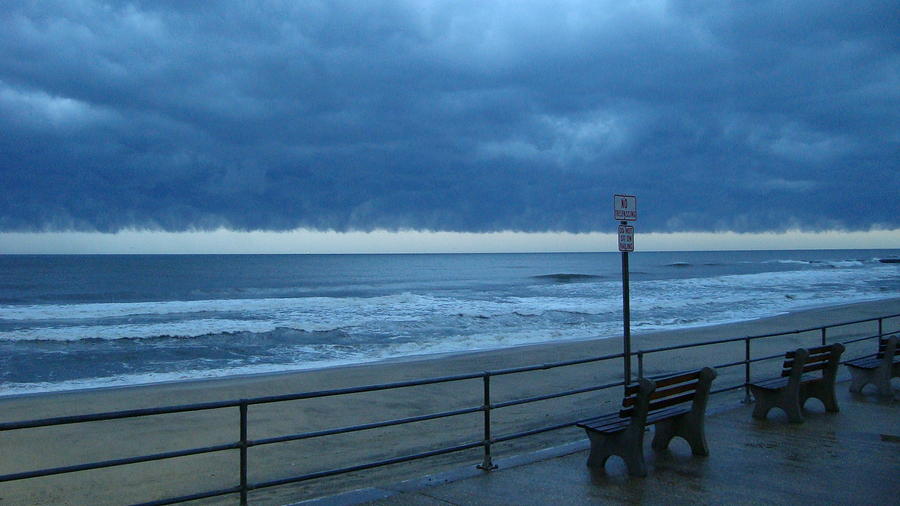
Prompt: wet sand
<box><xmin>1</xmin><ymin>298</ymin><xmax>898</xmax><ymax>505</ymax></box>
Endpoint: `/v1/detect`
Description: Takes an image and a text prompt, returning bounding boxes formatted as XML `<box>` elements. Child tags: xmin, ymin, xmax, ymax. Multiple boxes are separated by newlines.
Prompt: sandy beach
<box><xmin>2</xmin><ymin>298</ymin><xmax>898</xmax><ymax>505</ymax></box>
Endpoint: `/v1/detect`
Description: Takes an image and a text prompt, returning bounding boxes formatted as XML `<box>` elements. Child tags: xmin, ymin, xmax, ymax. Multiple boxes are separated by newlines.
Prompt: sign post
<box><xmin>614</xmin><ymin>194</ymin><xmax>636</xmax><ymax>387</ymax></box>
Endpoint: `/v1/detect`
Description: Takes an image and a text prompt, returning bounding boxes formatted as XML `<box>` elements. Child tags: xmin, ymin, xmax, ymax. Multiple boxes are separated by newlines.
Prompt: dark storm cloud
<box><xmin>1</xmin><ymin>1</ymin><xmax>897</xmax><ymax>233</ymax></box>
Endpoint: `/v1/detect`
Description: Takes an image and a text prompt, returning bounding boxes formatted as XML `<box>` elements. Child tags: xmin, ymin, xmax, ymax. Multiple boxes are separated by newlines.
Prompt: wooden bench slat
<box><xmin>578</xmin><ymin>414</ymin><xmax>621</xmax><ymax>428</ymax></box>
<box><xmin>782</xmin><ymin>348</ymin><xmax>836</xmax><ymax>376</ymax></box>
<box><xmin>622</xmin><ymin>380</ymin><xmax>698</xmax><ymax>407</ymax></box>
<box><xmin>592</xmin><ymin>422</ymin><xmax>627</xmax><ymax>434</ymax></box>
<box><xmin>801</xmin><ymin>362</ymin><xmax>827</xmax><ymax>373</ymax></box>
<box><xmin>647</xmin><ymin>406</ymin><xmax>691</xmax><ymax>425</ymax></box>
<box><xmin>651</xmin><ymin>381</ymin><xmax>698</xmax><ymax>401</ymax></box>
<box><xmin>577</xmin><ymin>417</ymin><xmax>622</xmax><ymax>428</ymax></box>
<box><xmin>752</xmin><ymin>377</ymin><xmax>788</xmax><ymax>390</ymax></box>
<box><xmin>578</xmin><ymin>412</ymin><xmax>620</xmax><ymax>424</ymax></box>
<box><xmin>806</xmin><ymin>354</ymin><xmax>831</xmax><ymax>364</ymax></box>
<box><xmin>755</xmin><ymin>371</ymin><xmax>828</xmax><ymax>390</ymax></box>
<box><xmin>652</xmin><ymin>370</ymin><xmax>701</xmax><ymax>389</ymax></box>
<box><xmin>647</xmin><ymin>391</ymin><xmax>696</xmax><ymax>412</ymax></box>
<box><xmin>623</xmin><ymin>368</ymin><xmax>709</xmax><ymax>399</ymax></box>
<box><xmin>584</xmin><ymin>370</ymin><xmax>712</xmax><ymax>429</ymax></box>
<box><xmin>846</xmin><ymin>357</ymin><xmax>880</xmax><ymax>370</ymax></box>
<box><xmin>578</xmin><ymin>417</ymin><xmax>629</xmax><ymax>433</ymax></box>
<box><xmin>620</xmin><ymin>390</ymin><xmax>697</xmax><ymax>417</ymax></box>
<box><xmin>807</xmin><ymin>350</ymin><xmax>832</xmax><ymax>360</ymax></box>
<box><xmin>646</xmin><ymin>406</ymin><xmax>689</xmax><ymax>423</ymax></box>
<box><xmin>783</xmin><ymin>352</ymin><xmax>829</xmax><ymax>369</ymax></box>
<box><xmin>583</xmin><ymin>405</ymin><xmax>693</xmax><ymax>434</ymax></box>
<box><xmin>785</xmin><ymin>344</ymin><xmax>832</xmax><ymax>358</ymax></box>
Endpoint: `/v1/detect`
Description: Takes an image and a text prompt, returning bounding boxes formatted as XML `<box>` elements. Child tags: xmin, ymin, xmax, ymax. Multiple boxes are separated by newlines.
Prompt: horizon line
<box><xmin>1</xmin><ymin>228</ymin><xmax>899</xmax><ymax>255</ymax></box>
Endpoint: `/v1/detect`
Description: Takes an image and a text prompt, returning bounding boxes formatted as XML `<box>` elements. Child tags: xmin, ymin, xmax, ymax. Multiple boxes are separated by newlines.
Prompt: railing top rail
<box><xmin>819</xmin><ymin>312</ymin><xmax>899</xmax><ymax>330</ymax></box>
<box><xmin>488</xmin><ymin>351</ymin><xmax>624</xmax><ymax>377</ymax></box>
<box><xmin>638</xmin><ymin>334</ymin><xmax>753</xmax><ymax>354</ymax></box>
<box><xmin>1</xmin><ymin>352</ymin><xmax>624</xmax><ymax>431</ymax></box>
<box><xmin>0</xmin><ymin>372</ymin><xmax>482</xmax><ymax>431</ymax></box>
<box><xmin>638</xmin><ymin>312</ymin><xmax>899</xmax><ymax>356</ymax></box>
<box><xmin>0</xmin><ymin>399</ymin><xmax>241</xmax><ymax>431</ymax></box>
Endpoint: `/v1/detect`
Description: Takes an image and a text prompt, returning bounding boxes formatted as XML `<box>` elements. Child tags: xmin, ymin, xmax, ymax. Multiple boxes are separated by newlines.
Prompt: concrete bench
<box><xmin>576</xmin><ymin>367</ymin><xmax>716</xmax><ymax>477</ymax></box>
<box><xmin>847</xmin><ymin>335</ymin><xmax>898</xmax><ymax>397</ymax></box>
<box><xmin>750</xmin><ymin>343</ymin><xmax>845</xmax><ymax>423</ymax></box>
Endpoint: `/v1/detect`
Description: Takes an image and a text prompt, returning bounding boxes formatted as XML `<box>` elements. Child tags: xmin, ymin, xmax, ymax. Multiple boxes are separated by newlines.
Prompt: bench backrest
<box><xmin>620</xmin><ymin>367</ymin><xmax>717</xmax><ymax>419</ymax></box>
<box><xmin>877</xmin><ymin>335</ymin><xmax>898</xmax><ymax>359</ymax></box>
<box><xmin>781</xmin><ymin>343</ymin><xmax>845</xmax><ymax>379</ymax></box>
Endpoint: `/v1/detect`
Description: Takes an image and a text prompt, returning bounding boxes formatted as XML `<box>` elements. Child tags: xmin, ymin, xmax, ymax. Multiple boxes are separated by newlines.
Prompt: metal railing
<box><xmin>1</xmin><ymin>312</ymin><xmax>897</xmax><ymax>505</ymax></box>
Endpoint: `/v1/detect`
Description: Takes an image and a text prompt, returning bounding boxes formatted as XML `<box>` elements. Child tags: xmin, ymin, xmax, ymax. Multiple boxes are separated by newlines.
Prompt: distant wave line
<box><xmin>531</xmin><ymin>273</ymin><xmax>605</xmax><ymax>282</ymax></box>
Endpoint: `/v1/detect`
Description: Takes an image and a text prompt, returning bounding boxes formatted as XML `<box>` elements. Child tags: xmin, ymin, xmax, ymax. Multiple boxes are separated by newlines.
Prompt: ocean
<box><xmin>1</xmin><ymin>250</ymin><xmax>898</xmax><ymax>396</ymax></box>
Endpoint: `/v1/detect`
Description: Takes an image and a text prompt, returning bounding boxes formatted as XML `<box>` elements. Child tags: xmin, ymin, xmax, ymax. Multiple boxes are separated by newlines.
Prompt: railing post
<box><xmin>821</xmin><ymin>327</ymin><xmax>827</xmax><ymax>346</ymax></box>
<box><xmin>743</xmin><ymin>337</ymin><xmax>752</xmax><ymax>404</ymax></box>
<box><xmin>878</xmin><ymin>317</ymin><xmax>883</xmax><ymax>338</ymax></box>
<box><xmin>637</xmin><ymin>350</ymin><xmax>644</xmax><ymax>380</ymax></box>
<box><xmin>240</xmin><ymin>402</ymin><xmax>248</xmax><ymax>506</ymax></box>
<box><xmin>477</xmin><ymin>372</ymin><xmax>497</xmax><ymax>471</ymax></box>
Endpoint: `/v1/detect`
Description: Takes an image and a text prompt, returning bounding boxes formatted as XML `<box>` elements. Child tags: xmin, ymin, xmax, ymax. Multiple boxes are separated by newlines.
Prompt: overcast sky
<box><xmin>1</xmin><ymin>1</ymin><xmax>898</xmax><ymax>251</ymax></box>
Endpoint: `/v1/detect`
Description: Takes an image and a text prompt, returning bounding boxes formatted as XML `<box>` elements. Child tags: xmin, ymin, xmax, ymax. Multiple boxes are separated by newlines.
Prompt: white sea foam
<box><xmin>0</xmin><ymin>291</ymin><xmax>616</xmax><ymax>341</ymax></box>
<box><xmin>764</xmin><ymin>259</ymin><xmax>867</xmax><ymax>268</ymax></box>
<box><xmin>2</xmin><ymin>263</ymin><xmax>895</xmax><ymax>344</ymax></box>
<box><xmin>0</xmin><ymin>293</ymin><xmax>432</xmax><ymax>321</ymax></box>
<box><xmin>0</xmin><ymin>321</ymin><xmax>626</xmax><ymax>396</ymax></box>
<box><xmin>3</xmin><ymin>252</ymin><xmax>898</xmax><ymax>395</ymax></box>
<box><xmin>0</xmin><ymin>319</ymin><xmax>281</xmax><ymax>342</ymax></box>
<box><xmin>0</xmin><ymin>357</ymin><xmax>371</xmax><ymax>396</ymax></box>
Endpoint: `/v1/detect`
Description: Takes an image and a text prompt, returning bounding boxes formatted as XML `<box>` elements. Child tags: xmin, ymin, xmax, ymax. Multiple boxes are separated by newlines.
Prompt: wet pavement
<box><xmin>302</xmin><ymin>383</ymin><xmax>899</xmax><ymax>505</ymax></box>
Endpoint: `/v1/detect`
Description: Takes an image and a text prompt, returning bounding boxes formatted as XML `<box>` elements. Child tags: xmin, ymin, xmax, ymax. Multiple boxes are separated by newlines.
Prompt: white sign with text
<box><xmin>614</xmin><ymin>194</ymin><xmax>637</xmax><ymax>221</ymax></box>
<box><xmin>618</xmin><ymin>224</ymin><xmax>634</xmax><ymax>252</ymax></box>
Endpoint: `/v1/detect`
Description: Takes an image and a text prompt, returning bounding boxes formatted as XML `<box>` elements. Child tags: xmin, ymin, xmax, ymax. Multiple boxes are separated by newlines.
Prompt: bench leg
<box><xmin>751</xmin><ymin>399</ymin><xmax>772</xmax><ymax>420</ymax></box>
<box><xmin>847</xmin><ymin>367</ymin><xmax>893</xmax><ymax>397</ymax></box>
<box><xmin>850</xmin><ymin>368</ymin><xmax>869</xmax><ymax>394</ymax></box>
<box><xmin>802</xmin><ymin>384</ymin><xmax>839</xmax><ymax>413</ymax></box>
<box><xmin>848</xmin><ymin>368</ymin><xmax>870</xmax><ymax>394</ymax></box>
<box><xmin>652</xmin><ymin>417</ymin><xmax>709</xmax><ymax>456</ymax></box>
<box><xmin>585</xmin><ymin>431</ymin><xmax>612</xmax><ymax>469</ymax></box>
<box><xmin>622</xmin><ymin>444</ymin><xmax>647</xmax><ymax>477</ymax></box>
<box><xmin>823</xmin><ymin>392</ymin><xmax>839</xmax><ymax>412</ymax></box>
<box><xmin>651</xmin><ymin>421</ymin><xmax>675</xmax><ymax>452</ymax></box>
<box><xmin>584</xmin><ymin>429</ymin><xmax>647</xmax><ymax>477</ymax></box>
<box><xmin>750</xmin><ymin>386</ymin><xmax>776</xmax><ymax>420</ymax></box>
<box><xmin>875</xmin><ymin>370</ymin><xmax>894</xmax><ymax>398</ymax></box>
<box><xmin>751</xmin><ymin>387</ymin><xmax>804</xmax><ymax>423</ymax></box>
<box><xmin>782</xmin><ymin>399</ymin><xmax>804</xmax><ymax>423</ymax></box>
<box><xmin>821</xmin><ymin>388</ymin><xmax>840</xmax><ymax>412</ymax></box>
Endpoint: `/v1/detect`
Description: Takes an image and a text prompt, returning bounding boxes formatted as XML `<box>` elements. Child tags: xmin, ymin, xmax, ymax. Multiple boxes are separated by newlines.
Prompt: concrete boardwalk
<box><xmin>333</xmin><ymin>384</ymin><xmax>900</xmax><ymax>505</ymax></box>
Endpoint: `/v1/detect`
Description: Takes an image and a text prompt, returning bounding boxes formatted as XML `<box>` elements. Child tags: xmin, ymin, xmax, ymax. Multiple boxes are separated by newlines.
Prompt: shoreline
<box><xmin>4</xmin><ymin>296</ymin><xmax>898</xmax><ymax>405</ymax></box>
